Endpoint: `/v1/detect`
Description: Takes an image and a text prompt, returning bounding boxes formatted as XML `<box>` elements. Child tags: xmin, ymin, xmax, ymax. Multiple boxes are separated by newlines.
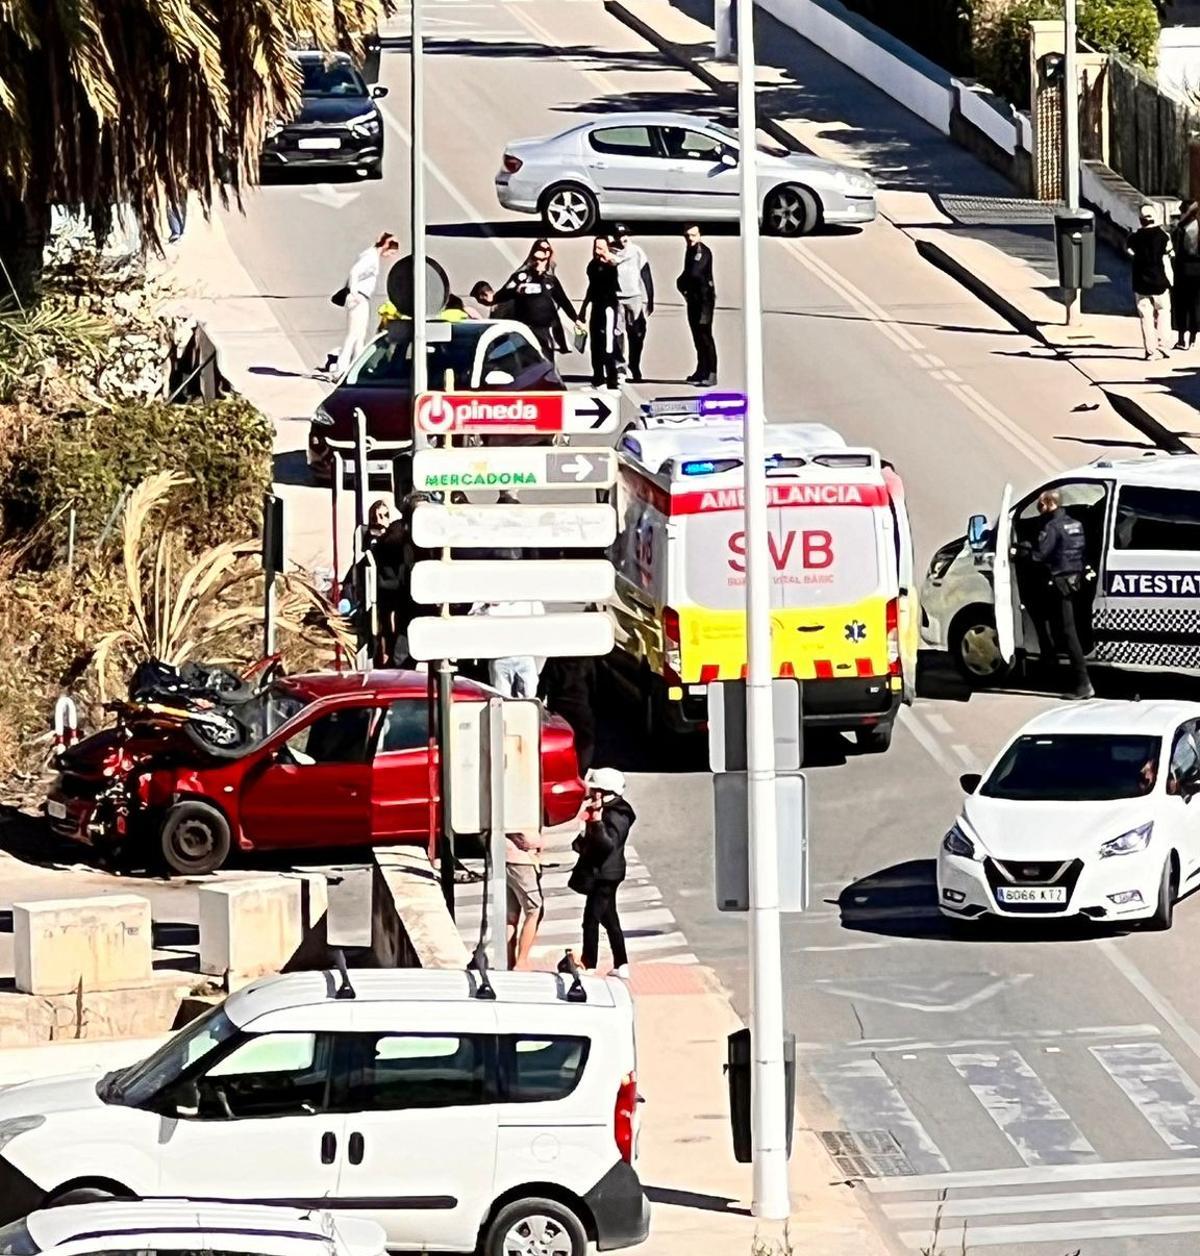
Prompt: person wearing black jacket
<box><xmin>565</xmin><ymin>767</ymin><xmax>634</xmax><ymax>978</ymax></box>
<box><xmin>540</xmin><ymin>656</ymin><xmax>597</xmax><ymax>774</ymax></box>
<box><xmin>677</xmin><ymin>224</ymin><xmax>717</xmax><ymax>385</ymax></box>
<box><xmin>493</xmin><ymin>240</ymin><xmax>577</xmax><ymax>362</ymax></box>
<box><xmin>1032</xmin><ymin>489</ymin><xmax>1094</xmax><ymax>700</ymax></box>
<box><xmin>580</xmin><ymin>236</ymin><xmax>621</xmax><ymax>390</ymax></box>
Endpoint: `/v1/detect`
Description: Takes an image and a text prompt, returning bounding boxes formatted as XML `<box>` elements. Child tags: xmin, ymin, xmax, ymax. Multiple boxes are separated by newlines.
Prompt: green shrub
<box><xmin>973</xmin><ymin>0</ymin><xmax>1159</xmax><ymax>107</ymax></box>
<box><xmin>2</xmin><ymin>396</ymin><xmax>274</xmax><ymax>559</ymax></box>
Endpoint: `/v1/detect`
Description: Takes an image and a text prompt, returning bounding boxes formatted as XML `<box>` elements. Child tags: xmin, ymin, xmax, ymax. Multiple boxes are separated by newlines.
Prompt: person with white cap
<box><xmin>563</xmin><ymin>767</ymin><xmax>635</xmax><ymax>979</ymax></box>
<box><xmin>1126</xmin><ymin>203</ymin><xmax>1175</xmax><ymax>361</ymax></box>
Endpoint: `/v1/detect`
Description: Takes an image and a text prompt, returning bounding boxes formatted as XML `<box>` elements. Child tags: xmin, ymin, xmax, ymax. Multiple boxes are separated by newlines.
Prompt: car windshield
<box><xmin>299</xmin><ymin>58</ymin><xmax>367</xmax><ymax>98</ymax></box>
<box><xmin>981</xmin><ymin>734</ymin><xmax>1162</xmax><ymax>801</ymax></box>
<box><xmin>346</xmin><ymin>323</ymin><xmax>484</xmax><ymax>389</ymax></box>
<box><xmin>102</xmin><ymin>1005</ymin><xmax>238</xmax><ymax>1108</ymax></box>
<box><xmin>237</xmin><ymin>683</ymin><xmax>313</xmax><ymax>748</ymax></box>
<box><xmin>0</xmin><ymin>1222</ymin><xmax>38</xmax><ymax>1256</ymax></box>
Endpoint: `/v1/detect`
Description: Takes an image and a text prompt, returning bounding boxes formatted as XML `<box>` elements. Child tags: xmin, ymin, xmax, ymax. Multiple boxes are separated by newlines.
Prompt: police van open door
<box><xmin>991</xmin><ymin>484</ymin><xmax>1018</xmax><ymax>666</ymax></box>
<box><xmin>883</xmin><ymin>464</ymin><xmax>918</xmax><ymax>704</ymax></box>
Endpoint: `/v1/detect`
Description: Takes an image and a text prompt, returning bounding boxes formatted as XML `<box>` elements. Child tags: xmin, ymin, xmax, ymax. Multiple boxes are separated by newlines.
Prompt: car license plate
<box><xmin>299</xmin><ymin>137</ymin><xmax>340</xmax><ymax>151</ymax></box>
<box><xmin>47</xmin><ymin>800</ymin><xmax>67</xmax><ymax>820</ymax></box>
<box><xmin>996</xmin><ymin>886</ymin><xmax>1066</xmax><ymax>904</ymax></box>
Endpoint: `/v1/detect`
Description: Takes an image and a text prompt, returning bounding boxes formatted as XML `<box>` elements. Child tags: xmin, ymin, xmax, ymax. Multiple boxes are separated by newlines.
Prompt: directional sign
<box><xmin>413</xmin><ymin>446</ymin><xmax>616</xmax><ymax>494</ymax></box>
<box><xmin>412</xmin><ymin>559</ymin><xmax>615</xmax><ymax>605</ymax></box>
<box><xmin>408</xmin><ymin>611</ymin><xmax>615</xmax><ymax>661</ymax></box>
<box><xmin>414</xmin><ymin>390</ymin><xmax>621</xmax><ymax>435</ymax></box>
<box><xmin>412</xmin><ymin>502</ymin><xmax>616</xmax><ymax>550</ymax></box>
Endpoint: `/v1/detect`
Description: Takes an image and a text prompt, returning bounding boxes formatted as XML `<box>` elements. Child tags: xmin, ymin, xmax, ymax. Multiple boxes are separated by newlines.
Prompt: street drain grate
<box><xmin>937</xmin><ymin>194</ymin><xmax>1062</xmax><ymax>226</ymax></box>
<box><xmin>819</xmin><ymin>1129</ymin><xmax>916</xmax><ymax>1178</ymax></box>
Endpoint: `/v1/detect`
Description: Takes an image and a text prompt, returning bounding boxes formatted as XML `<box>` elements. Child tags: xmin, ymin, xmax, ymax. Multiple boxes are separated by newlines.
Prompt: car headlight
<box><xmin>942</xmin><ymin>823</ymin><xmax>976</xmax><ymax>859</ymax></box>
<box><xmin>312</xmin><ymin>404</ymin><xmax>335</xmax><ymax>428</ymax></box>
<box><xmin>841</xmin><ymin>170</ymin><xmax>875</xmax><ymax>192</ymax></box>
<box><xmin>349</xmin><ymin>114</ymin><xmax>382</xmax><ymax>138</ymax></box>
<box><xmin>0</xmin><ymin>1115</ymin><xmax>45</xmax><ymax>1152</ymax></box>
<box><xmin>1099</xmin><ymin>822</ymin><xmax>1153</xmax><ymax>859</ymax></box>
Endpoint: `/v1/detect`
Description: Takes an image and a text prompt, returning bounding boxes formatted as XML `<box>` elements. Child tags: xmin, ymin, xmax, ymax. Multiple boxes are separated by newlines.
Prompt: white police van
<box><xmin>922</xmin><ymin>453</ymin><xmax>1200</xmax><ymax>684</ymax></box>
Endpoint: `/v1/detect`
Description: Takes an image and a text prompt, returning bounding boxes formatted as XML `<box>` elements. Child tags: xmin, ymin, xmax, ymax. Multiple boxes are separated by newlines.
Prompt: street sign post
<box><xmin>713</xmin><ymin>771</ymin><xmax>808</xmax><ymax>914</ymax></box>
<box><xmin>413</xmin><ymin>446</ymin><xmax>616</xmax><ymax>494</ymax></box>
<box><xmin>412</xmin><ymin>559</ymin><xmax>615</xmax><ymax>605</ymax></box>
<box><xmin>708</xmin><ymin>679</ymin><xmax>802</xmax><ymax>773</ymax></box>
<box><xmin>408</xmin><ymin>612</ymin><xmax>615</xmax><ymax>662</ymax></box>
<box><xmin>449</xmin><ymin>698</ymin><xmax>542</xmax><ymax>842</ymax></box>
<box><xmin>412</xmin><ymin>502</ymin><xmax>616</xmax><ymax>550</ymax></box>
<box><xmin>414</xmin><ymin>390</ymin><xmax>621</xmax><ymax>436</ymax></box>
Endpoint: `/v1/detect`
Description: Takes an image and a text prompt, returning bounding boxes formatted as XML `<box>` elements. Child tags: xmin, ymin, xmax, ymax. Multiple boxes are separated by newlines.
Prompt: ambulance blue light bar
<box><xmin>642</xmin><ymin>392</ymin><xmax>747</xmax><ymax>420</ymax></box>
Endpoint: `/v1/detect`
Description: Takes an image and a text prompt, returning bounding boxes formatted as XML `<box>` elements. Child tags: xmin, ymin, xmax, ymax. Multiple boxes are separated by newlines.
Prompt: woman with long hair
<box><xmin>493</xmin><ymin>238</ymin><xmax>578</xmax><ymax>361</ymax></box>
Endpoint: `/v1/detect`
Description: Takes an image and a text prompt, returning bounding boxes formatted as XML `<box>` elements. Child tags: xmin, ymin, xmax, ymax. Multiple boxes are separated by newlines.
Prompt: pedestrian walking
<box><xmin>505</xmin><ymin>830</ymin><xmax>546</xmax><ymax>969</ymax></box>
<box><xmin>611</xmin><ymin>224</ymin><xmax>654</xmax><ymax>383</ymax></box>
<box><xmin>676</xmin><ymin>224</ymin><xmax>717</xmax><ymax>385</ymax></box>
<box><xmin>580</xmin><ymin>236</ymin><xmax>621</xmax><ymax>390</ymax></box>
<box><xmin>371</xmin><ymin>516</ymin><xmax>410</xmax><ymax>665</ymax></box>
<box><xmin>1172</xmin><ymin>199</ymin><xmax>1200</xmax><ymax>349</ymax></box>
<box><xmin>493</xmin><ymin>241</ymin><xmax>578</xmax><ymax>362</ymax></box>
<box><xmin>331</xmin><ymin>232</ymin><xmax>400</xmax><ymax>378</ymax></box>
<box><xmin>470</xmin><ymin>599</ymin><xmax>545</xmax><ymax>697</ymax></box>
<box><xmin>540</xmin><ymin>656</ymin><xmax>597</xmax><ymax>775</ymax></box>
<box><xmin>1126</xmin><ymin>204</ymin><xmax>1174</xmax><ymax>361</ymax></box>
<box><xmin>564</xmin><ymin>768</ymin><xmax>634</xmax><ymax>979</ymax></box>
<box><xmin>1032</xmin><ymin>489</ymin><xmax>1094</xmax><ymax>700</ymax></box>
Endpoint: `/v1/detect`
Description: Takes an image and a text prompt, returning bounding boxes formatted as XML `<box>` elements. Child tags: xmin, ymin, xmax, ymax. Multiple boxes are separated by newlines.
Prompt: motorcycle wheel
<box><xmin>183</xmin><ymin>718</ymin><xmax>248</xmax><ymax>759</ymax></box>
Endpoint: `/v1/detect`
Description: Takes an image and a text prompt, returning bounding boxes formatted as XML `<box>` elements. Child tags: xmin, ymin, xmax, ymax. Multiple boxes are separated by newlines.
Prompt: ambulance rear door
<box><xmin>883</xmin><ymin>464</ymin><xmax>917</xmax><ymax>704</ymax></box>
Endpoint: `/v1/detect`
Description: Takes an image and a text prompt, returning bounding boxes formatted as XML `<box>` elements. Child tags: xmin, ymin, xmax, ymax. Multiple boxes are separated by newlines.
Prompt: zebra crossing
<box><xmin>808</xmin><ymin>1027</ymin><xmax>1200</xmax><ymax>1249</ymax></box>
<box><xmin>452</xmin><ymin>826</ymin><xmax>698</xmax><ymax>971</ymax></box>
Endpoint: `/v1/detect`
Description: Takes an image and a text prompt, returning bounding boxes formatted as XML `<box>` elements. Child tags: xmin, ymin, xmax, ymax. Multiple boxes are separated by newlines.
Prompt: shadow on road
<box><xmin>645</xmin><ymin>1186</ymin><xmax>752</xmax><ymax>1217</ymax></box>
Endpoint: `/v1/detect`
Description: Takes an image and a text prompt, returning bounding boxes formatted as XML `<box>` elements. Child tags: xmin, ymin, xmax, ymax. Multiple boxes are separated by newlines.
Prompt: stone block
<box><xmin>198</xmin><ymin>879</ymin><xmax>303</xmax><ymax>984</ymax></box>
<box><xmin>13</xmin><ymin>895</ymin><xmax>153</xmax><ymax>996</ymax></box>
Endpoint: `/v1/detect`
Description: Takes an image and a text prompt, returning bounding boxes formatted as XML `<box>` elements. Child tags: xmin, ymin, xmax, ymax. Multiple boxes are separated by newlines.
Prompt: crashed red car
<box><xmin>46</xmin><ymin>669</ymin><xmax>586</xmax><ymax>875</ymax></box>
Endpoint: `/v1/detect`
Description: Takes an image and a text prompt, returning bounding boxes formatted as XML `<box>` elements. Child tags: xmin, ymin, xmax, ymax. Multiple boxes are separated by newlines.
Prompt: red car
<box><xmin>46</xmin><ymin>670</ymin><xmax>586</xmax><ymax>875</ymax></box>
<box><xmin>307</xmin><ymin>318</ymin><xmax>565</xmax><ymax>484</ymax></box>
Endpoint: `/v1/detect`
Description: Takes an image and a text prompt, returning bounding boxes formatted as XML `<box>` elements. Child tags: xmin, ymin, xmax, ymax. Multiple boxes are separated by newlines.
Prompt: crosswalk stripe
<box><xmin>900</xmin><ymin>1213</ymin><xmax>1200</xmax><ymax>1248</ymax></box>
<box><xmin>885</xmin><ymin>1184</ymin><xmax>1200</xmax><ymax>1221</ymax></box>
<box><xmin>808</xmin><ymin>1056</ymin><xmax>949</xmax><ymax>1176</ymax></box>
<box><xmin>535</xmin><ymin>907</ymin><xmax>676</xmax><ymax>942</ymax></box>
<box><xmin>948</xmin><ymin>1050</ymin><xmax>1097</xmax><ymax>1166</ymax></box>
<box><xmin>1091</xmin><ymin>1041</ymin><xmax>1200</xmax><ymax>1152</ymax></box>
<box><xmin>864</xmin><ymin>1154</ymin><xmax>1200</xmax><ymax>1194</ymax></box>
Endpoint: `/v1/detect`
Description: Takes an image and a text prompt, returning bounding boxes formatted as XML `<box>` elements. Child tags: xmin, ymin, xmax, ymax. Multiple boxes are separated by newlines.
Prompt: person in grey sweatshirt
<box><xmin>611</xmin><ymin>224</ymin><xmax>654</xmax><ymax>383</ymax></box>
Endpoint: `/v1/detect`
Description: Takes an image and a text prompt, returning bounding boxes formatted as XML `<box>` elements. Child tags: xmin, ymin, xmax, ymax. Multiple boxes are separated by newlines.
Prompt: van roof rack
<box><xmin>331</xmin><ymin>949</ymin><xmax>356</xmax><ymax>1000</ymax></box>
<box><xmin>468</xmin><ymin>944</ymin><xmax>497</xmax><ymax>1001</ymax></box>
<box><xmin>557</xmin><ymin>950</ymin><xmax>588</xmax><ymax>1003</ymax></box>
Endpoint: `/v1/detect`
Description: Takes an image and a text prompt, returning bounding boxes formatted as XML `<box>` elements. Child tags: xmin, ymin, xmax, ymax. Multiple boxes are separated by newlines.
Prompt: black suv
<box><xmin>262</xmin><ymin>51</ymin><xmax>387</xmax><ymax>178</ymax></box>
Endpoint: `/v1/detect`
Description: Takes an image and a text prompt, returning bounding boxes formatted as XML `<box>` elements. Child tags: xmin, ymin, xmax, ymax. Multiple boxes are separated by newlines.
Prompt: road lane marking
<box><xmin>1091</xmin><ymin>1041</ymin><xmax>1200</xmax><ymax>1151</ymax></box>
<box><xmin>924</xmin><ymin>712</ymin><xmax>953</xmax><ymax>735</ymax></box>
<box><xmin>900</xmin><ymin>1214</ymin><xmax>1200</xmax><ymax>1248</ymax></box>
<box><xmin>1098</xmin><ymin>938</ymin><xmax>1200</xmax><ymax>1068</ymax></box>
<box><xmin>796</xmin><ymin>1024</ymin><xmax>1162</xmax><ymax>1053</ymax></box>
<box><xmin>948</xmin><ymin>1049</ymin><xmax>1098</xmax><ymax>1165</ymax></box>
<box><xmin>808</xmin><ymin>1055</ymin><xmax>950</xmax><ymax>1175</ymax></box>
<box><xmin>897</xmin><ymin>706</ymin><xmax>964</xmax><ymax>780</ymax></box>
<box><xmin>886</xmin><ymin>1184</ymin><xmax>1200</xmax><ymax>1222</ymax></box>
<box><xmin>866</xmin><ymin>1153</ymin><xmax>1200</xmax><ymax>1193</ymax></box>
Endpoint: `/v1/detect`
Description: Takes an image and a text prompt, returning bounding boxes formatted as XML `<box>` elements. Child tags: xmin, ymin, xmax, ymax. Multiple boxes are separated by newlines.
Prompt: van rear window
<box><xmin>684</xmin><ymin>505</ymin><xmax>882</xmax><ymax>610</ymax></box>
<box><xmin>503</xmin><ymin>1035</ymin><xmax>590</xmax><ymax>1103</ymax></box>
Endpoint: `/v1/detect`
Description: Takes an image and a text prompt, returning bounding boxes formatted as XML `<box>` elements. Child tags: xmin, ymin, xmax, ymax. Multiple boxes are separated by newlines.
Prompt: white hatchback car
<box><xmin>939</xmin><ymin>700</ymin><xmax>1200</xmax><ymax>929</ymax></box>
<box><xmin>0</xmin><ymin>1201</ymin><xmax>385</xmax><ymax>1256</ymax></box>
<box><xmin>0</xmin><ymin>969</ymin><xmax>648</xmax><ymax>1256</ymax></box>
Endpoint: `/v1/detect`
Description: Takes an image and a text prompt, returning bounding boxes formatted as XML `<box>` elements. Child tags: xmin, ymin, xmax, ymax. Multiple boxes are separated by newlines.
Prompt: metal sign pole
<box><xmin>411</xmin><ymin>0</ymin><xmax>428</xmax><ymax>392</ymax></box>
<box><xmin>353</xmin><ymin>408</ymin><xmax>369</xmax><ymax>528</ymax></box>
<box><xmin>486</xmin><ymin>696</ymin><xmax>508</xmax><ymax>969</ymax></box>
<box><xmin>737</xmin><ymin>0</ymin><xmax>790</xmax><ymax>1221</ymax></box>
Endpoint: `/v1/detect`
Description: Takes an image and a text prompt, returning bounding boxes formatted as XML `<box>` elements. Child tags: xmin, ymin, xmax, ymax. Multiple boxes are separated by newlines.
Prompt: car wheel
<box><xmin>160</xmin><ymin>801</ymin><xmax>232</xmax><ymax>876</ymax></box>
<box><xmin>854</xmin><ymin>723</ymin><xmax>893</xmax><ymax>754</ymax></box>
<box><xmin>764</xmin><ymin>184</ymin><xmax>820</xmax><ymax>237</ymax></box>
<box><xmin>483</xmin><ymin>1197</ymin><xmax>588</xmax><ymax>1256</ymax></box>
<box><xmin>1145</xmin><ymin>857</ymin><xmax>1178</xmax><ymax>931</ymax></box>
<box><xmin>540</xmin><ymin>184</ymin><xmax>598</xmax><ymax>236</ymax></box>
<box><xmin>949</xmin><ymin>608</ymin><xmax>1011</xmax><ymax>687</ymax></box>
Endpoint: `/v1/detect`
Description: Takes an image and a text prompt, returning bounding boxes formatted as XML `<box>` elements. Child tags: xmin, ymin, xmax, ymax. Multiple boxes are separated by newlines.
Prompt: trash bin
<box><xmin>1054</xmin><ymin>208</ymin><xmax>1096</xmax><ymax>292</ymax></box>
<box><xmin>726</xmin><ymin>1028</ymin><xmax>796</xmax><ymax>1164</ymax></box>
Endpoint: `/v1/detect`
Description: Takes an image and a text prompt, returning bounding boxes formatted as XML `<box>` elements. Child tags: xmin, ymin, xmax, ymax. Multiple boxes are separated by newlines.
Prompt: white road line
<box><xmin>924</xmin><ymin>712</ymin><xmax>953</xmax><ymax>736</ymax></box>
<box><xmin>950</xmin><ymin>743</ymin><xmax>975</xmax><ymax>767</ymax></box>
<box><xmin>808</xmin><ymin>1056</ymin><xmax>950</xmax><ymax>1175</ymax></box>
<box><xmin>900</xmin><ymin>1214</ymin><xmax>1200</xmax><ymax>1248</ymax></box>
<box><xmin>795</xmin><ymin>941</ymin><xmax>893</xmax><ymax>952</ymax></box>
<box><xmin>796</xmin><ymin>1024</ymin><xmax>1162</xmax><ymax>1054</ymax></box>
<box><xmin>1092</xmin><ymin>1041</ymin><xmax>1200</xmax><ymax>1152</ymax></box>
<box><xmin>535</xmin><ymin>906</ymin><xmax>677</xmax><ymax>941</ymax></box>
<box><xmin>897</xmin><ymin>707</ymin><xmax>965</xmax><ymax>780</ymax></box>
<box><xmin>948</xmin><ymin>1049</ymin><xmax>1097</xmax><ymax>1166</ymax></box>
<box><xmin>1099</xmin><ymin>938</ymin><xmax>1200</xmax><ymax>1067</ymax></box>
<box><xmin>865</xmin><ymin>1155</ymin><xmax>1200</xmax><ymax>1195</ymax></box>
<box><xmin>886</xmin><ymin>1184</ymin><xmax>1200</xmax><ymax>1222</ymax></box>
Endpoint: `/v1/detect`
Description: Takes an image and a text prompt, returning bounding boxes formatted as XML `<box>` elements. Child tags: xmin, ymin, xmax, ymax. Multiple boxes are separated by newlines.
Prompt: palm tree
<box><xmin>0</xmin><ymin>0</ymin><xmax>390</xmax><ymax>301</ymax></box>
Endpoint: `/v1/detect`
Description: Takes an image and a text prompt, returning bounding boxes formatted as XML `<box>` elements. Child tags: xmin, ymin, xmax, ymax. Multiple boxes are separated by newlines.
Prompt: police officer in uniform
<box><xmin>1032</xmin><ymin>489</ymin><xmax>1094</xmax><ymax>699</ymax></box>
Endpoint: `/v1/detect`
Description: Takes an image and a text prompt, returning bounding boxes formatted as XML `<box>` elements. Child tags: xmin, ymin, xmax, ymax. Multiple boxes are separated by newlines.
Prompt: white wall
<box><xmin>1081</xmin><ymin>160</ymin><xmax>1144</xmax><ymax>234</ymax></box>
<box><xmin>755</xmin><ymin>0</ymin><xmax>954</xmax><ymax>134</ymax></box>
<box><xmin>1158</xmin><ymin>26</ymin><xmax>1200</xmax><ymax>97</ymax></box>
<box><xmin>955</xmin><ymin>81</ymin><xmax>1017</xmax><ymax>155</ymax></box>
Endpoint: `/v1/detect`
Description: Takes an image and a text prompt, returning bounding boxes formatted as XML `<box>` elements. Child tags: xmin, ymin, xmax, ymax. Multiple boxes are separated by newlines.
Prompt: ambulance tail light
<box><xmin>886</xmin><ymin>597</ymin><xmax>901</xmax><ymax>676</ymax></box>
<box><xmin>663</xmin><ymin>607</ymin><xmax>682</xmax><ymax>684</ymax></box>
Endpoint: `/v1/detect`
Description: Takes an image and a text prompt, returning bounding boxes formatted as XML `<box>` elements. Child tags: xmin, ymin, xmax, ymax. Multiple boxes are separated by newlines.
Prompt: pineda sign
<box><xmin>414</xmin><ymin>390</ymin><xmax>620</xmax><ymax>435</ymax></box>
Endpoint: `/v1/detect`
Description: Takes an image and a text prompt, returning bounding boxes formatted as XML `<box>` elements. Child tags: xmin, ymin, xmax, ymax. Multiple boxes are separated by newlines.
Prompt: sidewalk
<box><xmin>611</xmin><ymin>0</ymin><xmax>1200</xmax><ymax>454</ymax></box>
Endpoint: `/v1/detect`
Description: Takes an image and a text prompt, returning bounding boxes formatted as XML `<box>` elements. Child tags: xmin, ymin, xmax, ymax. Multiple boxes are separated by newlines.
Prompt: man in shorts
<box><xmin>506</xmin><ymin>830</ymin><xmax>546</xmax><ymax>969</ymax></box>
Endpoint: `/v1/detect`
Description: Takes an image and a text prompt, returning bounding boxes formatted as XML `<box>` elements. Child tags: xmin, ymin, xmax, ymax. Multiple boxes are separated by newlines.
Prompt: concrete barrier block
<box><xmin>199</xmin><ymin>880</ymin><xmax>303</xmax><ymax>983</ymax></box>
<box><xmin>13</xmin><ymin>896</ymin><xmax>153</xmax><ymax>996</ymax></box>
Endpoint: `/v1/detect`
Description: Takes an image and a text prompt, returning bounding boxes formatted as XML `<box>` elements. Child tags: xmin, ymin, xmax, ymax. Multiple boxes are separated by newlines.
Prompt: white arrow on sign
<box><xmin>412</xmin><ymin>559</ymin><xmax>615</xmax><ymax>606</ymax></box>
<box><xmin>560</xmin><ymin>454</ymin><xmax>597</xmax><ymax>482</ymax></box>
<box><xmin>412</xmin><ymin>502</ymin><xmax>616</xmax><ymax>550</ymax></box>
<box><xmin>408</xmin><ymin>612</ymin><xmax>615</xmax><ymax>662</ymax></box>
<box><xmin>412</xmin><ymin>446</ymin><xmax>615</xmax><ymax>493</ymax></box>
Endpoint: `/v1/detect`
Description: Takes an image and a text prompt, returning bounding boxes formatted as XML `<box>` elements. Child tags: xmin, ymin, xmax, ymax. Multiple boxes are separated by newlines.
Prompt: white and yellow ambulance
<box><xmin>609</xmin><ymin>422</ymin><xmax>918</xmax><ymax>753</ymax></box>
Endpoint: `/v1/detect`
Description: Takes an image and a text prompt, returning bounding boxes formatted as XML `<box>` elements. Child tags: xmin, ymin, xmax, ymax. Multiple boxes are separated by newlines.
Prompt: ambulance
<box><xmin>609</xmin><ymin>422</ymin><xmax>918</xmax><ymax>752</ymax></box>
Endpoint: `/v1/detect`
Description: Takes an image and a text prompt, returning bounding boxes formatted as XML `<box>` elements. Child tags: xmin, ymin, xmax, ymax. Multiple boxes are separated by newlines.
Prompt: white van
<box><xmin>0</xmin><ymin>969</ymin><xmax>647</xmax><ymax>1256</ymax></box>
<box><xmin>922</xmin><ymin>453</ymin><xmax>1200</xmax><ymax>684</ymax></box>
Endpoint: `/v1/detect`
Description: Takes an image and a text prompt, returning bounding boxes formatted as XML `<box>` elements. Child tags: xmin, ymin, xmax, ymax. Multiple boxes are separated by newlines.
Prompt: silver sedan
<box><xmin>495</xmin><ymin>111</ymin><xmax>876</xmax><ymax>237</ymax></box>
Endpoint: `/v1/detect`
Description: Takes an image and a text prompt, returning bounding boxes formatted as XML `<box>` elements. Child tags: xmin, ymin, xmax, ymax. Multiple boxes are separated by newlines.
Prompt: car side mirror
<box><xmin>484</xmin><ymin>369</ymin><xmax>514</xmax><ymax>386</ymax></box>
<box><xmin>959</xmin><ymin>772</ymin><xmax>982</xmax><ymax>794</ymax></box>
<box><xmin>720</xmin><ymin>151</ymin><xmax>737</xmax><ymax>167</ymax></box>
<box><xmin>966</xmin><ymin>514</ymin><xmax>989</xmax><ymax>551</ymax></box>
<box><xmin>370</xmin><ymin>84</ymin><xmax>389</xmax><ymax>98</ymax></box>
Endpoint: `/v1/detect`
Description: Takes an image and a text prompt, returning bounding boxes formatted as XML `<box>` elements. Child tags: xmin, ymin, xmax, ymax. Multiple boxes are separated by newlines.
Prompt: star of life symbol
<box><xmin>845</xmin><ymin>620</ymin><xmax>866</xmax><ymax>643</ymax></box>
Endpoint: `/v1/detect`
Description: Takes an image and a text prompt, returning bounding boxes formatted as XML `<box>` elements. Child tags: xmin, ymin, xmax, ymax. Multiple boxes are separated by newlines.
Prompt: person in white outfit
<box><xmin>470</xmin><ymin>599</ymin><xmax>545</xmax><ymax>697</ymax></box>
<box><xmin>334</xmin><ymin>232</ymin><xmax>399</xmax><ymax>378</ymax></box>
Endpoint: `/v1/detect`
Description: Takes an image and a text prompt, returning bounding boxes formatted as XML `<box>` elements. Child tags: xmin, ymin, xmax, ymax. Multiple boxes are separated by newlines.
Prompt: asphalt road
<box><xmin>211</xmin><ymin>3</ymin><xmax>1200</xmax><ymax>1251</ymax></box>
